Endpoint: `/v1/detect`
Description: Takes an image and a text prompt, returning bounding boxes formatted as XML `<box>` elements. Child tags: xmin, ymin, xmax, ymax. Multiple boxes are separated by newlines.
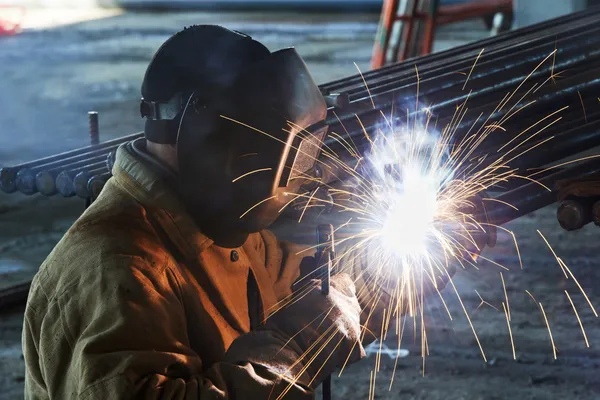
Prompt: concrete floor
<box><xmin>1</xmin><ymin>8</ymin><xmax>600</xmax><ymax>400</ymax></box>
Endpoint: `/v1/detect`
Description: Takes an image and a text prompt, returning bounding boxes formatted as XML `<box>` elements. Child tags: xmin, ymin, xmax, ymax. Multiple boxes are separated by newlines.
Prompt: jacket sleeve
<box><xmin>26</xmin><ymin>255</ymin><xmax>313</xmax><ymax>400</ymax></box>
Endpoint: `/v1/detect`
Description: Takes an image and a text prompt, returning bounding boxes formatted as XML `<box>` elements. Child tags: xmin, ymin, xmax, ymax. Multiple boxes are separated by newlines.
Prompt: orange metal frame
<box><xmin>371</xmin><ymin>0</ymin><xmax>513</xmax><ymax>69</ymax></box>
<box><xmin>0</xmin><ymin>6</ymin><xmax>25</xmax><ymax>36</ymax></box>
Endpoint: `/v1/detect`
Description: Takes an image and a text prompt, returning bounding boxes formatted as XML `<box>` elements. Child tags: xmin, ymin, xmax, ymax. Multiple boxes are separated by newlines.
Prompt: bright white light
<box><xmin>379</xmin><ymin>168</ymin><xmax>438</xmax><ymax>257</ymax></box>
<box><xmin>362</xmin><ymin>115</ymin><xmax>451</xmax><ymax>263</ymax></box>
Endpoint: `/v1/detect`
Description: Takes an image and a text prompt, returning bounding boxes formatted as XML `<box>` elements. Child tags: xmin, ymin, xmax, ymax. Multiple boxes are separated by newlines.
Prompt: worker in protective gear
<box><xmin>22</xmin><ymin>25</ymin><xmax>494</xmax><ymax>399</ymax></box>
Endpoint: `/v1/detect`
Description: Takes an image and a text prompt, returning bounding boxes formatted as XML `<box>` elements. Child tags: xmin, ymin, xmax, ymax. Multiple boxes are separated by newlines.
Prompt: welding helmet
<box><xmin>140</xmin><ymin>25</ymin><xmax>327</xmax><ymax>231</ymax></box>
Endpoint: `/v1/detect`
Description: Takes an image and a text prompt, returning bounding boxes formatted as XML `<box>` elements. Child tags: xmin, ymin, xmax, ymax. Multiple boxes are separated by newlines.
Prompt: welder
<box><xmin>22</xmin><ymin>25</ymin><xmax>493</xmax><ymax>399</ymax></box>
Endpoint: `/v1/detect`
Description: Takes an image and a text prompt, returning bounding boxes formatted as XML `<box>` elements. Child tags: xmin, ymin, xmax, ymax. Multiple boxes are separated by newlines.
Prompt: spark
<box><xmin>502</xmin><ymin>302</ymin><xmax>516</xmax><ymax>360</ymax></box>
<box><xmin>565</xmin><ymin>290</ymin><xmax>590</xmax><ymax>348</ymax></box>
<box><xmin>463</xmin><ymin>48</ymin><xmax>484</xmax><ymax>90</ymax></box>
<box><xmin>355</xmin><ymin>62</ymin><xmax>375</xmax><ymax>110</ymax></box>
<box><xmin>238</xmin><ymin>195</ymin><xmax>277</xmax><ymax>219</ymax></box>
<box><xmin>537</xmin><ymin>230</ymin><xmax>569</xmax><ymax>279</ymax></box>
<box><xmin>539</xmin><ymin>302</ymin><xmax>557</xmax><ymax>359</ymax></box>
<box><xmin>475</xmin><ymin>289</ymin><xmax>500</xmax><ymax>312</ymax></box>
<box><xmin>538</xmin><ymin>231</ymin><xmax>598</xmax><ymax>317</ymax></box>
<box><xmin>560</xmin><ymin>260</ymin><xmax>598</xmax><ymax>317</ymax></box>
<box><xmin>501</xmin><ymin>272</ymin><xmax>511</xmax><ymax>321</ymax></box>
<box><xmin>231</xmin><ymin>167</ymin><xmax>272</xmax><ymax>182</ymax></box>
<box><xmin>578</xmin><ymin>91</ymin><xmax>588</xmax><ymax>123</ymax></box>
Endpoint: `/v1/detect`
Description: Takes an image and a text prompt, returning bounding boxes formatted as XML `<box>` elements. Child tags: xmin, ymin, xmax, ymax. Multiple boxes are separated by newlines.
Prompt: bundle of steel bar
<box><xmin>321</xmin><ymin>7</ymin><xmax>600</xmax><ymax>151</ymax></box>
<box><xmin>0</xmin><ymin>132</ymin><xmax>143</xmax><ymax>196</ymax></box>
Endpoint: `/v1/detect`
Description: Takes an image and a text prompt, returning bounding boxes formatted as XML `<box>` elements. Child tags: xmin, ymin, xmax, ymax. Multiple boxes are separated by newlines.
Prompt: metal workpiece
<box><xmin>74</xmin><ymin>168</ymin><xmax>106</xmax><ymax>199</ymax></box>
<box><xmin>14</xmin><ymin>168</ymin><xmax>38</xmax><ymax>196</ymax></box>
<box><xmin>55</xmin><ymin>170</ymin><xmax>79</xmax><ymax>198</ymax></box>
<box><xmin>557</xmin><ymin>198</ymin><xmax>595</xmax><ymax>231</ymax></box>
<box><xmin>0</xmin><ymin>131</ymin><xmax>142</xmax><ymax>194</ymax></box>
<box><xmin>323</xmin><ymin>7</ymin><xmax>600</xmax><ymax>97</ymax></box>
<box><xmin>486</xmin><ymin>157</ymin><xmax>600</xmax><ymax>226</ymax></box>
<box><xmin>322</xmin><ymin>69</ymin><xmax>600</xmax><ymax>161</ymax></box>
<box><xmin>34</xmin><ymin>156</ymin><xmax>109</xmax><ymax>196</ymax></box>
<box><xmin>321</xmin><ymin>7</ymin><xmax>600</xmax><ymax>93</ymax></box>
<box><xmin>321</xmin><ymin>88</ymin><xmax>350</xmax><ymax>109</ymax></box>
<box><xmin>349</xmin><ymin>28</ymin><xmax>600</xmax><ymax>104</ymax></box>
<box><xmin>34</xmin><ymin>170</ymin><xmax>60</xmax><ymax>197</ymax></box>
<box><xmin>16</xmin><ymin>154</ymin><xmax>111</xmax><ymax>196</ymax></box>
<box><xmin>88</xmin><ymin>172</ymin><xmax>111</xmax><ymax>201</ymax></box>
<box><xmin>0</xmin><ymin>167</ymin><xmax>18</xmax><ymax>194</ymax></box>
<box><xmin>55</xmin><ymin>161</ymin><xmax>108</xmax><ymax>198</ymax></box>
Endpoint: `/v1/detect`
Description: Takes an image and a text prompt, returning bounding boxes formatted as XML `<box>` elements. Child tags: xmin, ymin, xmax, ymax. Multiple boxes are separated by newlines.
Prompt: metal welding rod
<box><xmin>316</xmin><ymin>224</ymin><xmax>335</xmax><ymax>400</ymax></box>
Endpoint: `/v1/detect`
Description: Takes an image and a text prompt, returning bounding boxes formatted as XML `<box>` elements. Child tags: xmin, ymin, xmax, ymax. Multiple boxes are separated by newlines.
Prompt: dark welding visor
<box><xmin>144</xmin><ymin>48</ymin><xmax>327</xmax><ymax>191</ymax></box>
<box><xmin>225</xmin><ymin>48</ymin><xmax>328</xmax><ymax>190</ymax></box>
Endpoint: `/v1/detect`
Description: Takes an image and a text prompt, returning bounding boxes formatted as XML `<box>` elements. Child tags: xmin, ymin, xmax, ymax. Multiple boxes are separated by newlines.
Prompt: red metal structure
<box><xmin>371</xmin><ymin>0</ymin><xmax>513</xmax><ymax>69</ymax></box>
<box><xmin>0</xmin><ymin>6</ymin><xmax>25</xmax><ymax>36</ymax></box>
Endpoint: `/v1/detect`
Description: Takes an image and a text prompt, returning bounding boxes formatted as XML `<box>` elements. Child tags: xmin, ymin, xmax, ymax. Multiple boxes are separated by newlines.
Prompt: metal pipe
<box><xmin>557</xmin><ymin>198</ymin><xmax>594</xmax><ymax>231</ymax></box>
<box><xmin>34</xmin><ymin>156</ymin><xmax>109</xmax><ymax>197</ymax></box>
<box><xmin>348</xmin><ymin>27</ymin><xmax>600</xmax><ymax>101</ymax></box>
<box><xmin>88</xmin><ymin>172</ymin><xmax>111</xmax><ymax>200</ymax></box>
<box><xmin>0</xmin><ymin>132</ymin><xmax>141</xmax><ymax>193</ymax></box>
<box><xmin>322</xmin><ymin>7</ymin><xmax>600</xmax><ymax>92</ymax></box>
<box><xmin>74</xmin><ymin>168</ymin><xmax>108</xmax><ymax>199</ymax></box>
<box><xmin>18</xmin><ymin>154</ymin><xmax>110</xmax><ymax>196</ymax></box>
<box><xmin>56</xmin><ymin>161</ymin><xmax>107</xmax><ymax>198</ymax></box>
<box><xmin>486</xmin><ymin>157</ymin><xmax>600</xmax><ymax>226</ymax></box>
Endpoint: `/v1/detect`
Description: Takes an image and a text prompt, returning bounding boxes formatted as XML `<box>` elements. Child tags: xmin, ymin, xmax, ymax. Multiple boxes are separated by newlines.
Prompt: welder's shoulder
<box><xmin>34</xmin><ymin>178</ymin><xmax>171</xmax><ymax>300</ymax></box>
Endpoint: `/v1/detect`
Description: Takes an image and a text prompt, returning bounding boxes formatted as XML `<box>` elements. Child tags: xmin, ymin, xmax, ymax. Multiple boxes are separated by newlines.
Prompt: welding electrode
<box><xmin>316</xmin><ymin>224</ymin><xmax>335</xmax><ymax>400</ymax></box>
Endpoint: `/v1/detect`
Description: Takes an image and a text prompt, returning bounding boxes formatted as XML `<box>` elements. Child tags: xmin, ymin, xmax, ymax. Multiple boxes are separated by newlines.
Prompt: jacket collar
<box><xmin>112</xmin><ymin>138</ymin><xmax>214</xmax><ymax>258</ymax></box>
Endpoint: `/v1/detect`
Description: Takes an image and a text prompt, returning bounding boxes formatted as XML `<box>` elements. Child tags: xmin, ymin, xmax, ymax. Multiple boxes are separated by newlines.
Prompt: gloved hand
<box><xmin>262</xmin><ymin>273</ymin><xmax>365</xmax><ymax>387</ymax></box>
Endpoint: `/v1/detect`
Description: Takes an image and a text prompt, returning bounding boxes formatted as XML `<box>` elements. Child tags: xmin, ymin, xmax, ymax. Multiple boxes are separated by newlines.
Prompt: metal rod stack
<box><xmin>0</xmin><ymin>131</ymin><xmax>142</xmax><ymax>197</ymax></box>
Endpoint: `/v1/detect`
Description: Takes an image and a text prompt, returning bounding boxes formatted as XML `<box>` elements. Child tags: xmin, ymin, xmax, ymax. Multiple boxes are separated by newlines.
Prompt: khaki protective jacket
<box><xmin>22</xmin><ymin>140</ymin><xmax>375</xmax><ymax>400</ymax></box>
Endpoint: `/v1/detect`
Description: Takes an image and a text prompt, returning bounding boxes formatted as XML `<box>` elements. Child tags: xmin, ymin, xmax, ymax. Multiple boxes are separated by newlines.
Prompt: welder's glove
<box><xmin>260</xmin><ymin>273</ymin><xmax>365</xmax><ymax>387</ymax></box>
